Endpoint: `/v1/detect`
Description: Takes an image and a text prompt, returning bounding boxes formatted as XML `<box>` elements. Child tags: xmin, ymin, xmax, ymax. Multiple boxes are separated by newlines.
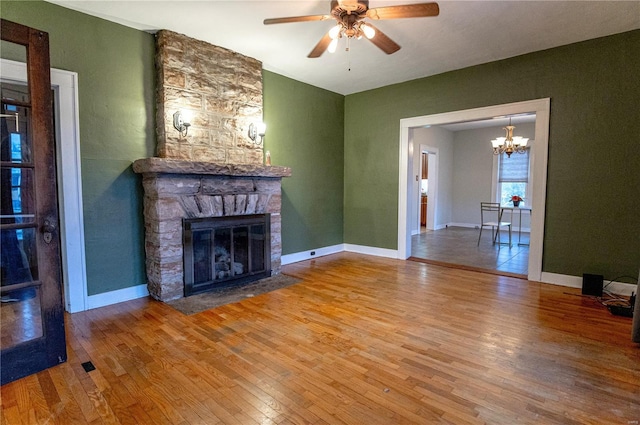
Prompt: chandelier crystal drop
<box><xmin>490</xmin><ymin>117</ymin><xmax>528</xmax><ymax>157</ymax></box>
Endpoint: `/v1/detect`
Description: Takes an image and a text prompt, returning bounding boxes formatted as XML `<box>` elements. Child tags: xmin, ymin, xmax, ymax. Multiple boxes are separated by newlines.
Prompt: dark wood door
<box><xmin>1</xmin><ymin>19</ymin><xmax>66</xmax><ymax>385</ymax></box>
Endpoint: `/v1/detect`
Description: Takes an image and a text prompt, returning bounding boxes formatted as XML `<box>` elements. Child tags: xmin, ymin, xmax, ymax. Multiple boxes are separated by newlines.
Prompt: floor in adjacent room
<box><xmin>1</xmin><ymin>252</ymin><xmax>638</xmax><ymax>424</ymax></box>
<box><xmin>411</xmin><ymin>226</ymin><xmax>530</xmax><ymax>276</ymax></box>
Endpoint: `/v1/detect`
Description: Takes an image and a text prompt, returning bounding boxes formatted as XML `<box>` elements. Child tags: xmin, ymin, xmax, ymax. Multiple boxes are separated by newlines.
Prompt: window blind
<box><xmin>499</xmin><ymin>150</ymin><xmax>529</xmax><ymax>182</ymax></box>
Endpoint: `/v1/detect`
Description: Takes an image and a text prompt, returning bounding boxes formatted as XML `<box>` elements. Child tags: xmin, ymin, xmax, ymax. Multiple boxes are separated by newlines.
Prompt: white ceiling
<box><xmin>47</xmin><ymin>1</ymin><xmax>639</xmax><ymax>95</ymax></box>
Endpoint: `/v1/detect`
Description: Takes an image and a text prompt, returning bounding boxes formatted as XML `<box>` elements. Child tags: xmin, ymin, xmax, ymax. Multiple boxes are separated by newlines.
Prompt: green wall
<box><xmin>3</xmin><ymin>0</ymin><xmax>638</xmax><ymax>295</ymax></box>
<box><xmin>1</xmin><ymin>0</ymin><xmax>156</xmax><ymax>295</ymax></box>
<box><xmin>263</xmin><ymin>71</ymin><xmax>344</xmax><ymax>254</ymax></box>
<box><xmin>344</xmin><ymin>30</ymin><xmax>640</xmax><ymax>280</ymax></box>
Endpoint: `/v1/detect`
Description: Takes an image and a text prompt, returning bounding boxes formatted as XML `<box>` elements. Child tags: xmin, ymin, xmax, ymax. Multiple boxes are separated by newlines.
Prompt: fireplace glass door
<box><xmin>184</xmin><ymin>214</ymin><xmax>270</xmax><ymax>296</ymax></box>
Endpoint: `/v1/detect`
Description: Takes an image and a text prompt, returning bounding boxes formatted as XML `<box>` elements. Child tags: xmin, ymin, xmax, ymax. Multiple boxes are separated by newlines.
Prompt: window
<box><xmin>497</xmin><ymin>149</ymin><xmax>530</xmax><ymax>206</ymax></box>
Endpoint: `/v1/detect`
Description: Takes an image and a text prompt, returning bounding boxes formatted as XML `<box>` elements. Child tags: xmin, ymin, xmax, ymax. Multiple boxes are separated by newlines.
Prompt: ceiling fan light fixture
<box><xmin>329</xmin><ymin>24</ymin><xmax>342</xmax><ymax>39</ymax></box>
<box><xmin>328</xmin><ymin>37</ymin><xmax>339</xmax><ymax>53</ymax></box>
<box><xmin>361</xmin><ymin>23</ymin><xmax>375</xmax><ymax>39</ymax></box>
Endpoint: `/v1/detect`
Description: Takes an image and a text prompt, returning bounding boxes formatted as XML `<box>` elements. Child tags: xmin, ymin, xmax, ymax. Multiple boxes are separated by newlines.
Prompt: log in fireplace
<box><xmin>183</xmin><ymin>214</ymin><xmax>271</xmax><ymax>296</ymax></box>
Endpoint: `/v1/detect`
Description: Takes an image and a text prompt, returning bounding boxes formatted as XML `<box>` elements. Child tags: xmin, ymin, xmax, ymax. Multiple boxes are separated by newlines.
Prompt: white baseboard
<box><xmin>447</xmin><ymin>222</ymin><xmax>477</xmax><ymax>229</ymax></box>
<box><xmin>281</xmin><ymin>244</ymin><xmax>344</xmax><ymax>265</ymax></box>
<box><xmin>344</xmin><ymin>244</ymin><xmax>398</xmax><ymax>259</ymax></box>
<box><xmin>85</xmin><ymin>284</ymin><xmax>149</xmax><ymax>311</ymax></box>
<box><xmin>540</xmin><ymin>272</ymin><xmax>636</xmax><ymax>296</ymax></box>
<box><xmin>283</xmin><ymin>243</ymin><xmax>399</xmax><ymax>265</ymax></box>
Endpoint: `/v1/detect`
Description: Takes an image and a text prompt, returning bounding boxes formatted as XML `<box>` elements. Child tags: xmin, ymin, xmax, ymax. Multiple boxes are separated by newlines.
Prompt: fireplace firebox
<box><xmin>183</xmin><ymin>214</ymin><xmax>271</xmax><ymax>296</ymax></box>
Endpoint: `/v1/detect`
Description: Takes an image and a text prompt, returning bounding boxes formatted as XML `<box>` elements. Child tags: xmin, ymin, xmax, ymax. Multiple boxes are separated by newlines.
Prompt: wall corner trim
<box><xmin>85</xmin><ymin>284</ymin><xmax>149</xmax><ymax>312</ymax></box>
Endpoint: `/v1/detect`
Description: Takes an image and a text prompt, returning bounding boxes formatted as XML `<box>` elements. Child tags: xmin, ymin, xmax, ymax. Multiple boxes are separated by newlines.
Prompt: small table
<box><xmin>500</xmin><ymin>206</ymin><xmax>532</xmax><ymax>246</ymax></box>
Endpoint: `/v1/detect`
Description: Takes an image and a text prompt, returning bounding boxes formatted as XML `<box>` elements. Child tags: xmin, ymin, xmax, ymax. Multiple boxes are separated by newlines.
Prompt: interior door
<box><xmin>1</xmin><ymin>19</ymin><xmax>66</xmax><ymax>385</ymax></box>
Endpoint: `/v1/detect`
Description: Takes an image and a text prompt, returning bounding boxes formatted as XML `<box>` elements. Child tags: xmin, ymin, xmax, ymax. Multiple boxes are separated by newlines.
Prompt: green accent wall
<box><xmin>263</xmin><ymin>71</ymin><xmax>344</xmax><ymax>254</ymax></box>
<box><xmin>1</xmin><ymin>0</ymin><xmax>156</xmax><ymax>295</ymax></box>
<box><xmin>3</xmin><ymin>0</ymin><xmax>638</xmax><ymax>295</ymax></box>
<box><xmin>344</xmin><ymin>30</ymin><xmax>640</xmax><ymax>280</ymax></box>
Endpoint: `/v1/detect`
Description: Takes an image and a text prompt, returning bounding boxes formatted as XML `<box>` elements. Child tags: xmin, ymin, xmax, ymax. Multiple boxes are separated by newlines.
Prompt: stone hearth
<box><xmin>133</xmin><ymin>158</ymin><xmax>291</xmax><ymax>301</ymax></box>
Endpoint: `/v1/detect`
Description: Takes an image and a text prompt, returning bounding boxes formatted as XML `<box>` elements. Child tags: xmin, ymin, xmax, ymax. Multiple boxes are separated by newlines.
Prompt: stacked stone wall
<box><xmin>156</xmin><ymin>30</ymin><xmax>263</xmax><ymax>164</ymax></box>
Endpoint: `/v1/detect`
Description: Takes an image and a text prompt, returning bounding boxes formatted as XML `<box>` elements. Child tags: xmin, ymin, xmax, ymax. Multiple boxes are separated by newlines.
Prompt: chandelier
<box><xmin>490</xmin><ymin>117</ymin><xmax>528</xmax><ymax>157</ymax></box>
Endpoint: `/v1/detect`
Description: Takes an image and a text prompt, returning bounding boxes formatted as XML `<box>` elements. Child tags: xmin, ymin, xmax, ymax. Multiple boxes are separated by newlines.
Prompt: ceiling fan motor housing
<box><xmin>332</xmin><ymin>0</ymin><xmax>369</xmax><ymax>17</ymax></box>
<box><xmin>332</xmin><ymin>0</ymin><xmax>369</xmax><ymax>37</ymax></box>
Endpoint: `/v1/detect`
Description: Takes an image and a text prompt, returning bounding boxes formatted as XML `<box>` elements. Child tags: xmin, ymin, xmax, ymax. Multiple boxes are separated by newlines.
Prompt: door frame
<box><xmin>421</xmin><ymin>146</ymin><xmax>437</xmax><ymax>231</ymax></box>
<box><xmin>398</xmin><ymin>99</ymin><xmax>550</xmax><ymax>282</ymax></box>
<box><xmin>413</xmin><ymin>145</ymin><xmax>438</xmax><ymax>233</ymax></box>
<box><xmin>2</xmin><ymin>58</ymin><xmax>86</xmax><ymax>312</ymax></box>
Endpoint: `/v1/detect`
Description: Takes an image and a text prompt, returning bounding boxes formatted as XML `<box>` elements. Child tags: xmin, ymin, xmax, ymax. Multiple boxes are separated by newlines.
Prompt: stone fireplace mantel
<box><xmin>133</xmin><ymin>157</ymin><xmax>291</xmax><ymax>302</ymax></box>
<box><xmin>133</xmin><ymin>157</ymin><xmax>291</xmax><ymax>179</ymax></box>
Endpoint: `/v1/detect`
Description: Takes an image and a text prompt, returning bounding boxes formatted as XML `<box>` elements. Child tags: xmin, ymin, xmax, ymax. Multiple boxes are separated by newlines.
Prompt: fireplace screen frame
<box><xmin>183</xmin><ymin>214</ymin><xmax>271</xmax><ymax>296</ymax></box>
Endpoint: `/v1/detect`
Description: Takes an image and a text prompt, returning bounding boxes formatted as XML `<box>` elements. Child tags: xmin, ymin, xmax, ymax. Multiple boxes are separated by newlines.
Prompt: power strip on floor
<box><xmin>608</xmin><ymin>305</ymin><xmax>633</xmax><ymax>317</ymax></box>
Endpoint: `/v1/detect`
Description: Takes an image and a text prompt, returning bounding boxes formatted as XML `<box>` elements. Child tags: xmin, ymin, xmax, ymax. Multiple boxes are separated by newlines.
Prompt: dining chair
<box><xmin>477</xmin><ymin>202</ymin><xmax>512</xmax><ymax>246</ymax></box>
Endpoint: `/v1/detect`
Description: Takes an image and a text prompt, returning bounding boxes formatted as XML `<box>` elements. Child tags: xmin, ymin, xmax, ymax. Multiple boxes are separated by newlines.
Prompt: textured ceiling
<box><xmin>48</xmin><ymin>1</ymin><xmax>640</xmax><ymax>95</ymax></box>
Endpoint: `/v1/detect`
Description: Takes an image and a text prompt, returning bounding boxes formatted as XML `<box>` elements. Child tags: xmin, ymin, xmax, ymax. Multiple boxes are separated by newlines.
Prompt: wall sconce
<box><xmin>173</xmin><ymin>110</ymin><xmax>191</xmax><ymax>137</ymax></box>
<box><xmin>248</xmin><ymin>122</ymin><xmax>266</xmax><ymax>145</ymax></box>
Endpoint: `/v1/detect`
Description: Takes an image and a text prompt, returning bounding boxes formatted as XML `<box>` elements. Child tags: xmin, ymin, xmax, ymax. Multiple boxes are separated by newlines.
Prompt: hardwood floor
<box><xmin>1</xmin><ymin>252</ymin><xmax>638</xmax><ymax>424</ymax></box>
<box><xmin>411</xmin><ymin>226</ymin><xmax>530</xmax><ymax>276</ymax></box>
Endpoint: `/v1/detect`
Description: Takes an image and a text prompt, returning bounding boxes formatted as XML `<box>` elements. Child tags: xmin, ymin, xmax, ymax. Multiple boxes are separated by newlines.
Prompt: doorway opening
<box><xmin>398</xmin><ymin>99</ymin><xmax>550</xmax><ymax>282</ymax></box>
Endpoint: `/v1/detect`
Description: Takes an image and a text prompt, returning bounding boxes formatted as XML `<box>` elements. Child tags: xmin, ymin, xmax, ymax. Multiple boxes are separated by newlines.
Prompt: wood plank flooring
<box><xmin>2</xmin><ymin>252</ymin><xmax>639</xmax><ymax>424</ymax></box>
<box><xmin>411</xmin><ymin>226</ymin><xmax>530</xmax><ymax>276</ymax></box>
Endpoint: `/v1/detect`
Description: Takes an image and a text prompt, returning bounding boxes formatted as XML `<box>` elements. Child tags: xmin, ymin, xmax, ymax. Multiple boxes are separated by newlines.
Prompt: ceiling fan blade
<box><xmin>366</xmin><ymin>24</ymin><xmax>401</xmax><ymax>55</ymax></box>
<box><xmin>308</xmin><ymin>32</ymin><xmax>333</xmax><ymax>58</ymax></box>
<box><xmin>264</xmin><ymin>15</ymin><xmax>331</xmax><ymax>25</ymax></box>
<box><xmin>367</xmin><ymin>2</ymin><xmax>439</xmax><ymax>20</ymax></box>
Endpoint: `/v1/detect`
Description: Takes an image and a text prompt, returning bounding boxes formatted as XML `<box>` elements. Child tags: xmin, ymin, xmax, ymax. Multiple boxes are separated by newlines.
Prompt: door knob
<box><xmin>42</xmin><ymin>218</ymin><xmax>56</xmax><ymax>244</ymax></box>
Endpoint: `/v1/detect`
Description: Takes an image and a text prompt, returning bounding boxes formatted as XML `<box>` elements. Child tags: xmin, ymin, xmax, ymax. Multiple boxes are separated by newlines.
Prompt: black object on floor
<box><xmin>582</xmin><ymin>273</ymin><xmax>603</xmax><ymax>297</ymax></box>
<box><xmin>81</xmin><ymin>361</ymin><xmax>96</xmax><ymax>372</ymax></box>
<box><xmin>608</xmin><ymin>305</ymin><xmax>633</xmax><ymax>317</ymax></box>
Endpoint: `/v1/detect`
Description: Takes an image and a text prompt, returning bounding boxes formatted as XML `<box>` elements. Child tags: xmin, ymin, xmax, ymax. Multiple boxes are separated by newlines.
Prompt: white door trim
<box><xmin>417</xmin><ymin>145</ymin><xmax>438</xmax><ymax>231</ymax></box>
<box><xmin>2</xmin><ymin>59</ymin><xmax>87</xmax><ymax>312</ymax></box>
<box><xmin>398</xmin><ymin>99</ymin><xmax>550</xmax><ymax>282</ymax></box>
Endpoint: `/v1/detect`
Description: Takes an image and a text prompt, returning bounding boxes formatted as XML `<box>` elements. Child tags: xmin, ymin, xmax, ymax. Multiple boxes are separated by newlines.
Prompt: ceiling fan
<box><xmin>264</xmin><ymin>0</ymin><xmax>440</xmax><ymax>58</ymax></box>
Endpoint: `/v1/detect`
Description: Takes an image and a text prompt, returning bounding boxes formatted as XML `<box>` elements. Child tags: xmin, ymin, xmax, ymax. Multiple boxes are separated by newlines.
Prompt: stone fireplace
<box><xmin>133</xmin><ymin>31</ymin><xmax>291</xmax><ymax>302</ymax></box>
